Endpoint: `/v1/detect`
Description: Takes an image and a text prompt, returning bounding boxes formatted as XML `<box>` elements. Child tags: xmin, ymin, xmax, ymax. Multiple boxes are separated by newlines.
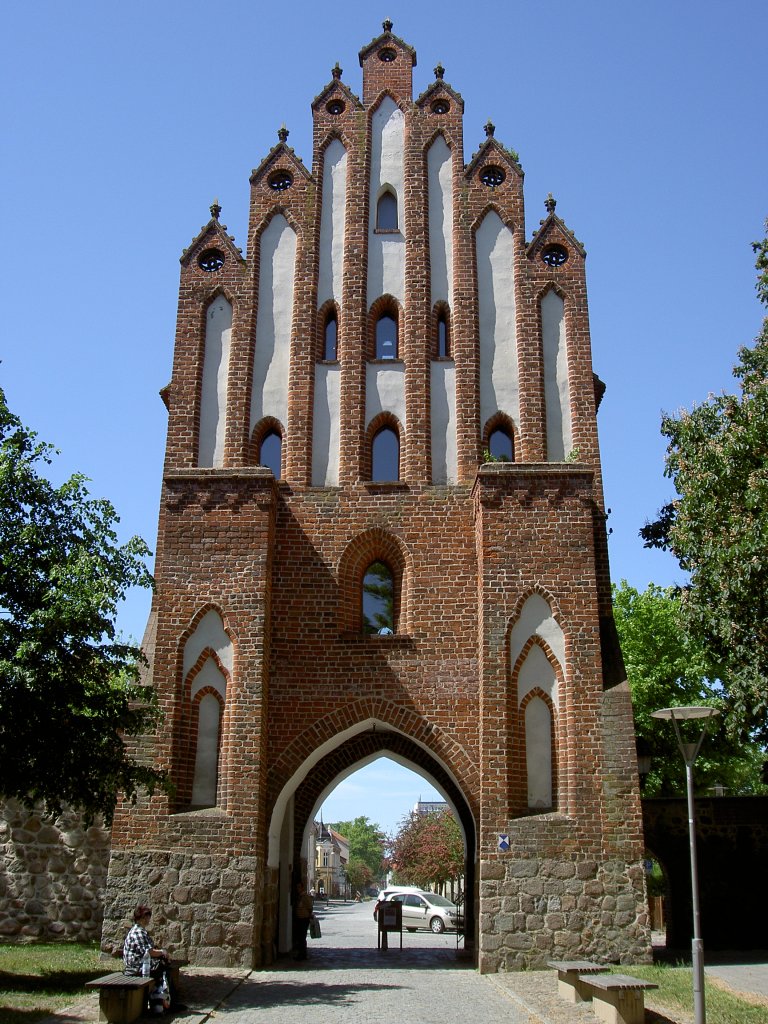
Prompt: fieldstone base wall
<box><xmin>478</xmin><ymin>856</ymin><xmax>651</xmax><ymax>972</ymax></box>
<box><xmin>0</xmin><ymin>799</ymin><xmax>110</xmax><ymax>942</ymax></box>
<box><xmin>102</xmin><ymin>849</ymin><xmax>261</xmax><ymax>967</ymax></box>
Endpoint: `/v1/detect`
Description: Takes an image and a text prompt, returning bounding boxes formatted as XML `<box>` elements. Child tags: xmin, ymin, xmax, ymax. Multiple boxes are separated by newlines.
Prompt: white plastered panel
<box><xmin>312</xmin><ymin>363</ymin><xmax>341</xmax><ymax>486</ymax></box>
<box><xmin>318</xmin><ymin>140</ymin><xmax>347</xmax><ymax>307</ymax></box>
<box><xmin>542</xmin><ymin>290</ymin><xmax>572</xmax><ymax>461</ymax></box>
<box><xmin>365</xmin><ymin>363</ymin><xmax>406</xmax><ymax>427</ymax></box>
<box><xmin>477</xmin><ymin>211</ymin><xmax>519</xmax><ymax>430</ymax></box>
<box><xmin>509</xmin><ymin>594</ymin><xmax>565</xmax><ymax>694</ymax></box>
<box><xmin>191</xmin><ymin>692</ymin><xmax>221</xmax><ymax>807</ymax></box>
<box><xmin>428</xmin><ymin>136</ymin><xmax>453</xmax><ymax>306</ymax></box>
<box><xmin>517</xmin><ymin>643</ymin><xmax>557</xmax><ymax>707</ymax></box>
<box><xmin>525</xmin><ymin>696</ymin><xmax>553</xmax><ymax>809</ymax></box>
<box><xmin>251</xmin><ymin>215</ymin><xmax>296</xmax><ymax>432</ymax></box>
<box><xmin>198</xmin><ymin>297</ymin><xmax>232</xmax><ymax>468</ymax></box>
<box><xmin>368</xmin><ymin>97</ymin><xmax>405</xmax><ymax>305</ymax></box>
<box><xmin>430</xmin><ymin>361</ymin><xmax>457</xmax><ymax>484</ymax></box>
<box><xmin>183</xmin><ymin>609</ymin><xmax>233</xmax><ymax>680</ymax></box>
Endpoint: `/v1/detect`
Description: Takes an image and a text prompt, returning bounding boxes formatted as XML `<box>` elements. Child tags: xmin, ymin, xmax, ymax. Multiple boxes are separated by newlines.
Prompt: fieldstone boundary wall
<box><xmin>0</xmin><ymin>799</ymin><xmax>110</xmax><ymax>942</ymax></box>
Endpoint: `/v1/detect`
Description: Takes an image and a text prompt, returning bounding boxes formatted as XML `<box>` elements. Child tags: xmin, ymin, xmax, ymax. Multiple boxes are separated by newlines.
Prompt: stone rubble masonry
<box><xmin>102</xmin><ymin>849</ymin><xmax>260</xmax><ymax>966</ymax></box>
<box><xmin>0</xmin><ymin>799</ymin><xmax>110</xmax><ymax>942</ymax></box>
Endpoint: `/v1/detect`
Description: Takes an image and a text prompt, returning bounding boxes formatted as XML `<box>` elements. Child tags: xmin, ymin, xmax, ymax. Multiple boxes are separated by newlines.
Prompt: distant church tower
<box><xmin>103</xmin><ymin>22</ymin><xmax>650</xmax><ymax>972</ymax></box>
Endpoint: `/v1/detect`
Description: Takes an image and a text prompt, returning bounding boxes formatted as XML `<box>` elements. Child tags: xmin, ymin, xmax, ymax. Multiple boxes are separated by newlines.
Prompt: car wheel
<box><xmin>430</xmin><ymin>916</ymin><xmax>445</xmax><ymax>934</ymax></box>
<box><xmin>406</xmin><ymin>927</ymin><xmax>417</xmax><ymax>932</ymax></box>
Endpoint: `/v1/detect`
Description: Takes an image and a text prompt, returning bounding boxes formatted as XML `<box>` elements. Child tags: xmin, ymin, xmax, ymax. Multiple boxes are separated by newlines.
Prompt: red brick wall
<box><xmin>102</xmin><ymin>23</ymin><xmax>649</xmax><ymax>972</ymax></box>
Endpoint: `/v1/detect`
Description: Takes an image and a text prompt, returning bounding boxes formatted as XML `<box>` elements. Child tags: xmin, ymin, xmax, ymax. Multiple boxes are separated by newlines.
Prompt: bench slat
<box><xmin>86</xmin><ymin>974</ymin><xmax>153</xmax><ymax>990</ymax></box>
<box><xmin>548</xmin><ymin>960</ymin><xmax>606</xmax><ymax>973</ymax></box>
<box><xmin>580</xmin><ymin>974</ymin><xmax>658</xmax><ymax>991</ymax></box>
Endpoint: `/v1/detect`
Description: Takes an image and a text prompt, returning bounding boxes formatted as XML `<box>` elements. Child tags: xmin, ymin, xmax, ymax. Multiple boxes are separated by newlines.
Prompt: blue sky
<box><xmin>3</xmin><ymin>1</ymin><xmax>766</xmax><ymax>836</ymax></box>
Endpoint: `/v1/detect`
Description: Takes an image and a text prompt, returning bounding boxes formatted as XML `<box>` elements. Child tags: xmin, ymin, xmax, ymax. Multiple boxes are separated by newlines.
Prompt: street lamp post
<box><xmin>651</xmin><ymin>706</ymin><xmax>719</xmax><ymax>1024</ymax></box>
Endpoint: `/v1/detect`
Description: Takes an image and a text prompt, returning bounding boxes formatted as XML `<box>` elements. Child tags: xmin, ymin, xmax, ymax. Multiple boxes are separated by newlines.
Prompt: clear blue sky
<box><xmin>3</xmin><ymin>2</ymin><xmax>766</xmax><ymax>836</ymax></box>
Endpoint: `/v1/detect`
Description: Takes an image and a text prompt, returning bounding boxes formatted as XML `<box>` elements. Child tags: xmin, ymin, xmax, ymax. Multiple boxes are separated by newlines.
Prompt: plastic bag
<box><xmin>309</xmin><ymin>916</ymin><xmax>321</xmax><ymax>939</ymax></box>
<box><xmin>153</xmin><ymin>973</ymin><xmax>171</xmax><ymax>1011</ymax></box>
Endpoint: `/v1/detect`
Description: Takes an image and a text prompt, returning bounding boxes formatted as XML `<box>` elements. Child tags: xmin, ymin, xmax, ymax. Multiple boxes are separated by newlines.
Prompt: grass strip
<box><xmin>0</xmin><ymin>943</ymin><xmax>121</xmax><ymax>1024</ymax></box>
<box><xmin>611</xmin><ymin>963</ymin><xmax>768</xmax><ymax>1024</ymax></box>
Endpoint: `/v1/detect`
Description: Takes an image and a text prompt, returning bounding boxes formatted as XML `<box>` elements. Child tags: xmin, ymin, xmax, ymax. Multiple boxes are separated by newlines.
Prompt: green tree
<box><xmin>389</xmin><ymin>809</ymin><xmax>463</xmax><ymax>893</ymax></box>
<box><xmin>329</xmin><ymin>816</ymin><xmax>386</xmax><ymax>880</ymax></box>
<box><xmin>0</xmin><ymin>388</ymin><xmax>165</xmax><ymax>823</ymax></box>
<box><xmin>345</xmin><ymin>857</ymin><xmax>373</xmax><ymax>893</ymax></box>
<box><xmin>641</xmin><ymin>225</ymin><xmax>768</xmax><ymax>743</ymax></box>
<box><xmin>613</xmin><ymin>580</ymin><xmax>765</xmax><ymax>795</ymax></box>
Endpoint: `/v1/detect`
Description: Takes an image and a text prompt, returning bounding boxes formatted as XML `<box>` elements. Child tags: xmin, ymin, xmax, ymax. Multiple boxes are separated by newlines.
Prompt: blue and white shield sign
<box><xmin>498</xmin><ymin>834</ymin><xmax>510</xmax><ymax>852</ymax></box>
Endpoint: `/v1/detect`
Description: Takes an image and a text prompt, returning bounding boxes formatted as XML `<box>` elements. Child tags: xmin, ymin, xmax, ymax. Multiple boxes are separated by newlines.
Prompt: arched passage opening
<box><xmin>266</xmin><ymin>720</ymin><xmax>477</xmax><ymax>961</ymax></box>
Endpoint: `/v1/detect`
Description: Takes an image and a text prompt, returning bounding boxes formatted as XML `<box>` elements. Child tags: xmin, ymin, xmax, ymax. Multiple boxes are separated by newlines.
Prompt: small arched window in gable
<box><xmin>437</xmin><ymin>311</ymin><xmax>449</xmax><ymax>358</ymax></box>
<box><xmin>362</xmin><ymin>560</ymin><xmax>394</xmax><ymax>634</ymax></box>
<box><xmin>375</xmin><ymin>315</ymin><xmax>398</xmax><ymax>360</ymax></box>
<box><xmin>489</xmin><ymin>427</ymin><xmax>514</xmax><ymax>462</ymax></box>
<box><xmin>372</xmin><ymin>427</ymin><xmax>399</xmax><ymax>482</ymax></box>
<box><xmin>324</xmin><ymin>311</ymin><xmax>338</xmax><ymax>361</ymax></box>
<box><xmin>376</xmin><ymin>190</ymin><xmax>398</xmax><ymax>231</ymax></box>
<box><xmin>260</xmin><ymin>430</ymin><xmax>282</xmax><ymax>478</ymax></box>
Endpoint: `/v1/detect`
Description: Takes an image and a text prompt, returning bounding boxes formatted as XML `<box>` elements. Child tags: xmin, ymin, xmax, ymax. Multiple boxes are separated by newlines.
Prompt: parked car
<box><xmin>387</xmin><ymin>890</ymin><xmax>462</xmax><ymax>933</ymax></box>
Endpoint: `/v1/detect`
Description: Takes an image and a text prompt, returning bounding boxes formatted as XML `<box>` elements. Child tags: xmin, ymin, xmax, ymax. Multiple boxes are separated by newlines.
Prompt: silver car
<box><xmin>389</xmin><ymin>891</ymin><xmax>462</xmax><ymax>933</ymax></box>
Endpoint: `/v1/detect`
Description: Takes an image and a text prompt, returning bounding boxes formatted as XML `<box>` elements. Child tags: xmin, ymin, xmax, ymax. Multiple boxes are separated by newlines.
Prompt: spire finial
<box><xmin>382</xmin><ymin>18</ymin><xmax>393</xmax><ymax>32</ymax></box>
<box><xmin>434</xmin><ymin>62</ymin><xmax>445</xmax><ymax>80</ymax></box>
<box><xmin>545</xmin><ymin>193</ymin><xmax>557</xmax><ymax>215</ymax></box>
<box><xmin>331</xmin><ymin>61</ymin><xmax>342</xmax><ymax>80</ymax></box>
<box><xmin>277</xmin><ymin>124</ymin><xmax>289</xmax><ymax>143</ymax></box>
<box><xmin>210</xmin><ymin>198</ymin><xmax>221</xmax><ymax>221</ymax></box>
<box><xmin>484</xmin><ymin>119</ymin><xmax>495</xmax><ymax>138</ymax></box>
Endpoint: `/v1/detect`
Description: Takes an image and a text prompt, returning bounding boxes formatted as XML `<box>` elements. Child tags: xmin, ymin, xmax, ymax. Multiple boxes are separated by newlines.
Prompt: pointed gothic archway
<box><xmin>266</xmin><ymin>719</ymin><xmax>477</xmax><ymax>959</ymax></box>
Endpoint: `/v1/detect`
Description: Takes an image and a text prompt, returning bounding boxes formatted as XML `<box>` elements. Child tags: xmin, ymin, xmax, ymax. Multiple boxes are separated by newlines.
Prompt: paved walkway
<box><xmin>47</xmin><ymin>901</ymin><xmax>768</xmax><ymax>1024</ymax></box>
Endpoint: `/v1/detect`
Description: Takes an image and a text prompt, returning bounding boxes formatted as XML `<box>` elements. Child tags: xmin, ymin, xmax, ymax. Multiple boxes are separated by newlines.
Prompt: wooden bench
<box><xmin>85</xmin><ymin>973</ymin><xmax>153</xmax><ymax>1024</ymax></box>
<box><xmin>578</xmin><ymin>973</ymin><xmax>659</xmax><ymax>1024</ymax></box>
<box><xmin>548</xmin><ymin>960</ymin><xmax>609</xmax><ymax>1002</ymax></box>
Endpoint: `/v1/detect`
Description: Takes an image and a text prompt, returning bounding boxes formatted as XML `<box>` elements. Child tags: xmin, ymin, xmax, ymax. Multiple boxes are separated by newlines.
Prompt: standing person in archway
<box><xmin>292</xmin><ymin>882</ymin><xmax>314</xmax><ymax>961</ymax></box>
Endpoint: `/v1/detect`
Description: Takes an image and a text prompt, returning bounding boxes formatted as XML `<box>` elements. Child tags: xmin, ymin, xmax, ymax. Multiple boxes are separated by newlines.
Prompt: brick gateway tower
<box><xmin>103</xmin><ymin>23</ymin><xmax>650</xmax><ymax>972</ymax></box>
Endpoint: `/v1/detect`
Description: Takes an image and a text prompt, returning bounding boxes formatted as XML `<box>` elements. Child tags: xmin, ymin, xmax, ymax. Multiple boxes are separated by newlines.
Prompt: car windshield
<box><xmin>421</xmin><ymin>893</ymin><xmax>454</xmax><ymax>907</ymax></box>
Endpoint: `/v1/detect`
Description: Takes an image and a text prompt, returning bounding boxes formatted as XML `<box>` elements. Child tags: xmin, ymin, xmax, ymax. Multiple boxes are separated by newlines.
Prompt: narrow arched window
<box><xmin>375</xmin><ymin>315</ymin><xmax>398</xmax><ymax>360</ymax></box>
<box><xmin>362</xmin><ymin>560</ymin><xmax>394</xmax><ymax>634</ymax></box>
<box><xmin>437</xmin><ymin>313</ymin><xmax>449</xmax><ymax>358</ymax></box>
<box><xmin>489</xmin><ymin>427</ymin><xmax>514</xmax><ymax>461</ymax></box>
<box><xmin>324</xmin><ymin>312</ymin><xmax>338</xmax><ymax>361</ymax></box>
<box><xmin>377</xmin><ymin>190</ymin><xmax>398</xmax><ymax>231</ymax></box>
<box><xmin>372</xmin><ymin>427</ymin><xmax>399</xmax><ymax>481</ymax></box>
<box><xmin>260</xmin><ymin>430</ymin><xmax>282</xmax><ymax>478</ymax></box>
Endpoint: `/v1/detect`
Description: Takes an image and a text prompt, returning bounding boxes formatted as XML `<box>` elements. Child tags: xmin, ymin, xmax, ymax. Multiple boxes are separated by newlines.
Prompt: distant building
<box><xmin>413</xmin><ymin>800</ymin><xmax>449</xmax><ymax>817</ymax></box>
<box><xmin>314</xmin><ymin>824</ymin><xmax>349</xmax><ymax>897</ymax></box>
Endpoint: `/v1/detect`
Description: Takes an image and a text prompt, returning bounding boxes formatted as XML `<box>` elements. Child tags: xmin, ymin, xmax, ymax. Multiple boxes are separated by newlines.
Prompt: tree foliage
<box><xmin>613</xmin><ymin>581</ymin><xmax>765</xmax><ymax>795</ymax></box>
<box><xmin>641</xmin><ymin>224</ymin><xmax>768</xmax><ymax>743</ymax></box>
<box><xmin>329</xmin><ymin>815</ymin><xmax>386</xmax><ymax>879</ymax></box>
<box><xmin>389</xmin><ymin>809</ymin><xmax>463</xmax><ymax>892</ymax></box>
<box><xmin>0</xmin><ymin>388</ymin><xmax>165</xmax><ymax>823</ymax></box>
<box><xmin>345</xmin><ymin>857</ymin><xmax>373</xmax><ymax>893</ymax></box>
